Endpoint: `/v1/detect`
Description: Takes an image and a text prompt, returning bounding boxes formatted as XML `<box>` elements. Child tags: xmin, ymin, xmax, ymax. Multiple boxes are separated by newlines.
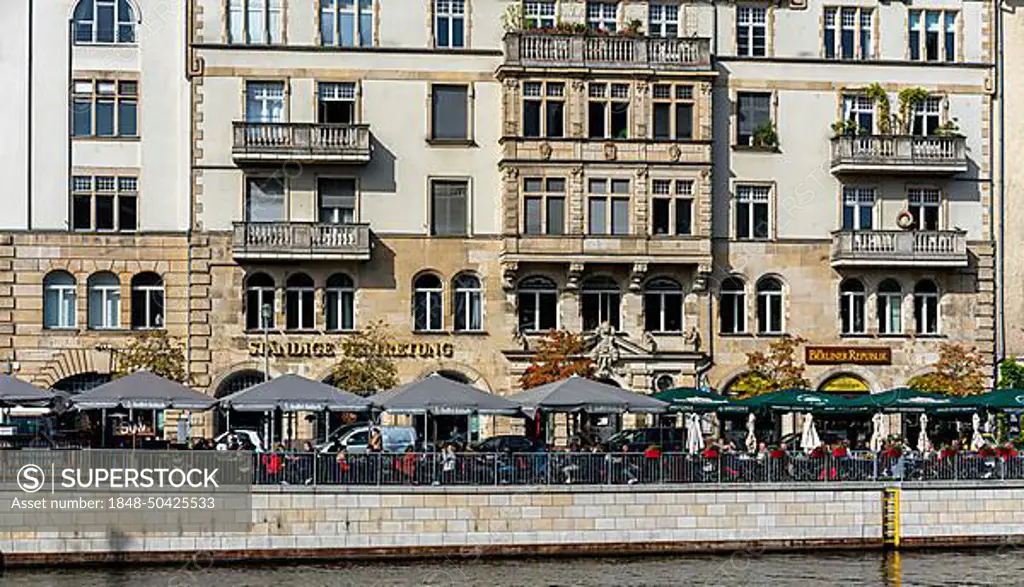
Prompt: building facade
<box><xmin>0</xmin><ymin>0</ymin><xmax>1002</xmax><ymax>437</ymax></box>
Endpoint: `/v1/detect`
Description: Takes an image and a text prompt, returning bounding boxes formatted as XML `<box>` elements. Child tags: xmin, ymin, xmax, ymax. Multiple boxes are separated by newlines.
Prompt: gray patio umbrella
<box><xmin>367</xmin><ymin>374</ymin><xmax>521</xmax><ymax>415</ymax></box>
<box><xmin>72</xmin><ymin>371</ymin><xmax>214</xmax><ymax>410</ymax></box>
<box><xmin>508</xmin><ymin>375</ymin><xmax>669</xmax><ymax>418</ymax></box>
<box><xmin>0</xmin><ymin>375</ymin><xmax>54</xmax><ymax>406</ymax></box>
<box><xmin>218</xmin><ymin>374</ymin><xmax>371</xmax><ymax>412</ymax></box>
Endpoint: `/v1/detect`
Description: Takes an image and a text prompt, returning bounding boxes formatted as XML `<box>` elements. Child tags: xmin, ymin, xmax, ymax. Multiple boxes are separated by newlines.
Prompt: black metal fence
<box><xmin>249</xmin><ymin>451</ymin><xmax>1024</xmax><ymax>486</ymax></box>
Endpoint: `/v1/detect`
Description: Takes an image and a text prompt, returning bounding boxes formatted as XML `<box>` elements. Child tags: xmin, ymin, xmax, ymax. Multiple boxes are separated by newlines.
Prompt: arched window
<box><xmin>413</xmin><ymin>274</ymin><xmax>443</xmax><ymax>332</ymax></box>
<box><xmin>325</xmin><ymin>273</ymin><xmax>355</xmax><ymax>331</ymax></box>
<box><xmin>914</xmin><ymin>280</ymin><xmax>939</xmax><ymax>335</ymax></box>
<box><xmin>719</xmin><ymin>277</ymin><xmax>746</xmax><ymax>334</ymax></box>
<box><xmin>518</xmin><ymin>276</ymin><xmax>557</xmax><ymax>333</ymax></box>
<box><xmin>44</xmin><ymin>271</ymin><xmax>77</xmax><ymax>329</ymax></box>
<box><xmin>53</xmin><ymin>372</ymin><xmax>111</xmax><ymax>394</ymax></box>
<box><xmin>73</xmin><ymin>0</ymin><xmax>136</xmax><ymax>44</ymax></box>
<box><xmin>131</xmin><ymin>272</ymin><xmax>164</xmax><ymax>329</ymax></box>
<box><xmin>877</xmin><ymin>279</ymin><xmax>902</xmax><ymax>335</ymax></box>
<box><xmin>756</xmin><ymin>277</ymin><xmax>784</xmax><ymax>334</ymax></box>
<box><xmin>285</xmin><ymin>273</ymin><xmax>315</xmax><ymax>331</ymax></box>
<box><xmin>453</xmin><ymin>274</ymin><xmax>482</xmax><ymax>332</ymax></box>
<box><xmin>644</xmin><ymin>278</ymin><xmax>683</xmax><ymax>333</ymax></box>
<box><xmin>87</xmin><ymin>272</ymin><xmax>120</xmax><ymax>329</ymax></box>
<box><xmin>839</xmin><ymin>279</ymin><xmax>866</xmax><ymax>335</ymax></box>
<box><xmin>215</xmin><ymin>370</ymin><xmax>266</xmax><ymax>398</ymax></box>
<box><xmin>245</xmin><ymin>273</ymin><xmax>275</xmax><ymax>331</ymax></box>
<box><xmin>581</xmin><ymin>276</ymin><xmax>621</xmax><ymax>331</ymax></box>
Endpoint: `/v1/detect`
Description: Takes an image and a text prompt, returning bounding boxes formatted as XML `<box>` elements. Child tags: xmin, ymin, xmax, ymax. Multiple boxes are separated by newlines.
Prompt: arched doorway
<box><xmin>53</xmin><ymin>372</ymin><xmax>111</xmax><ymax>394</ymax></box>
<box><xmin>214</xmin><ymin>370</ymin><xmax>266</xmax><ymax>435</ymax></box>
<box><xmin>435</xmin><ymin>369</ymin><xmax>472</xmax><ymax>384</ymax></box>
<box><xmin>819</xmin><ymin>374</ymin><xmax>871</xmax><ymax>394</ymax></box>
<box><xmin>817</xmin><ymin>373</ymin><xmax>871</xmax><ymax>449</ymax></box>
<box><xmin>51</xmin><ymin>372</ymin><xmax>112</xmax><ymax>445</ymax></box>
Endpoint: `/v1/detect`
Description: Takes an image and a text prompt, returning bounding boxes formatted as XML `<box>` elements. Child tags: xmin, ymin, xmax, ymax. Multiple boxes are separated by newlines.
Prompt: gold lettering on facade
<box><xmin>806</xmin><ymin>346</ymin><xmax>892</xmax><ymax>365</ymax></box>
<box><xmin>249</xmin><ymin>338</ymin><xmax>455</xmax><ymax>360</ymax></box>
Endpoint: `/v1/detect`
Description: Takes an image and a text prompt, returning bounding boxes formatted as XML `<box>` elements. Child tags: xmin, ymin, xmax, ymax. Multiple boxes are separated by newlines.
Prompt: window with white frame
<box><xmin>651</xmin><ymin>179</ymin><xmax>693</xmax><ymax>236</ymax></box>
<box><xmin>453</xmin><ymin>274</ymin><xmax>482</xmax><ymax>332</ymax></box>
<box><xmin>587</xmin><ymin>1</ymin><xmax>618</xmax><ymax>31</ymax></box>
<box><xmin>320</xmin><ymin>0</ymin><xmax>372</xmax><ymax>47</ymax></box>
<box><xmin>648</xmin><ymin>2</ymin><xmax>679</xmax><ymax>38</ymax></box>
<box><xmin>431</xmin><ymin>180</ymin><xmax>469</xmax><ymax>236</ymax></box>
<box><xmin>644</xmin><ymin>278</ymin><xmax>684</xmax><ymax>333</ymax></box>
<box><xmin>581</xmin><ymin>276</ymin><xmax>621</xmax><ymax>331</ymax></box>
<box><xmin>824</xmin><ymin>7</ymin><xmax>872</xmax><ymax>60</ymax></box>
<box><xmin>736</xmin><ymin>6</ymin><xmax>767</xmax><ymax>57</ymax></box>
<box><xmin>588</xmin><ymin>82</ymin><xmax>630</xmax><ymax>139</ymax></box>
<box><xmin>228</xmin><ymin>0</ymin><xmax>283</xmax><ymax>45</ymax></box>
<box><xmin>518</xmin><ymin>276</ymin><xmax>558</xmax><ymax>332</ymax></box>
<box><xmin>736</xmin><ymin>92</ymin><xmax>771</xmax><ymax>146</ymax></box>
<box><xmin>523</xmin><ymin>0</ymin><xmax>556</xmax><ymax>28</ymax></box>
<box><xmin>522</xmin><ymin>81</ymin><xmax>565</xmax><ymax>138</ymax></box>
<box><xmin>719</xmin><ymin>277</ymin><xmax>746</xmax><ymax>335</ymax></box>
<box><xmin>839</xmin><ymin>278</ymin><xmax>865</xmax><ymax>335</ymax></box>
<box><xmin>131</xmin><ymin>272</ymin><xmax>164</xmax><ymax>329</ymax></box>
<box><xmin>652</xmin><ymin>84</ymin><xmax>694</xmax><ymax>140</ymax></box>
<box><xmin>842</xmin><ymin>187</ymin><xmax>875</xmax><ymax>231</ymax></box>
<box><xmin>435</xmin><ymin>0</ymin><xmax>466</xmax><ymax>48</ymax></box>
<box><xmin>414</xmin><ymin>274</ymin><xmax>444</xmax><ymax>331</ymax></box>
<box><xmin>914</xmin><ymin>280</ymin><xmax>939</xmax><ymax>335</ymax></box>
<box><xmin>71</xmin><ymin>175</ymin><xmax>137</xmax><ymax>232</ymax></box>
<box><xmin>523</xmin><ymin>177</ymin><xmax>566</xmax><ymax>235</ymax></box>
<box><xmin>588</xmin><ymin>178</ymin><xmax>630</xmax><ymax>235</ymax></box>
<box><xmin>756</xmin><ymin>277</ymin><xmax>784</xmax><ymax>334</ymax></box>
<box><xmin>318</xmin><ymin>178</ymin><xmax>356</xmax><ymax>224</ymax></box>
<box><xmin>244</xmin><ymin>272</ymin><xmax>275</xmax><ymax>330</ymax></box>
<box><xmin>877</xmin><ymin>278</ymin><xmax>902</xmax><ymax>335</ymax></box>
<box><xmin>912</xmin><ymin>96</ymin><xmax>942</xmax><ymax>136</ymax></box>
<box><xmin>73</xmin><ymin>0</ymin><xmax>136</xmax><ymax>44</ymax></box>
<box><xmin>842</xmin><ymin>94</ymin><xmax>875</xmax><ymax>134</ymax></box>
<box><xmin>735</xmin><ymin>184</ymin><xmax>770</xmax><ymax>240</ymax></box>
<box><xmin>87</xmin><ymin>272</ymin><xmax>121</xmax><ymax>330</ymax></box>
<box><xmin>908</xmin><ymin>187</ymin><xmax>941</xmax><ymax>230</ymax></box>
<box><xmin>245</xmin><ymin>177</ymin><xmax>285</xmax><ymax>223</ymax></box>
<box><xmin>44</xmin><ymin>271</ymin><xmax>77</xmax><ymax>329</ymax></box>
<box><xmin>317</xmin><ymin>82</ymin><xmax>356</xmax><ymax>124</ymax></box>
<box><xmin>325</xmin><ymin>273</ymin><xmax>355</xmax><ymax>331</ymax></box>
<box><xmin>72</xmin><ymin>79</ymin><xmax>137</xmax><ymax>138</ymax></box>
<box><xmin>285</xmin><ymin>273</ymin><xmax>315</xmax><ymax>331</ymax></box>
<box><xmin>909</xmin><ymin>10</ymin><xmax>957</xmax><ymax>62</ymax></box>
<box><xmin>245</xmin><ymin>81</ymin><xmax>285</xmax><ymax>123</ymax></box>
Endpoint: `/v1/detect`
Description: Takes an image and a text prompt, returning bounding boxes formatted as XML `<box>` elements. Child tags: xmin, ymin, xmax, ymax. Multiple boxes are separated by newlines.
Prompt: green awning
<box><xmin>947</xmin><ymin>389</ymin><xmax>1024</xmax><ymax>411</ymax></box>
<box><xmin>848</xmin><ymin>387</ymin><xmax>971</xmax><ymax>413</ymax></box>
<box><xmin>733</xmin><ymin>388</ymin><xmax>864</xmax><ymax>413</ymax></box>
<box><xmin>653</xmin><ymin>387</ymin><xmax>742</xmax><ymax>413</ymax></box>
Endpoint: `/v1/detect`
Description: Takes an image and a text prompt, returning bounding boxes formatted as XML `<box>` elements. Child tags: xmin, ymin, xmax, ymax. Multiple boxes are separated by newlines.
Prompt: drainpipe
<box><xmin>26</xmin><ymin>0</ymin><xmax>33</xmax><ymax>230</ymax></box>
<box><xmin>996</xmin><ymin>0</ymin><xmax>1006</xmax><ymax>376</ymax></box>
<box><xmin>67</xmin><ymin>18</ymin><xmax>73</xmax><ymax>230</ymax></box>
<box><xmin>184</xmin><ymin>0</ymin><xmax>194</xmax><ymax>389</ymax></box>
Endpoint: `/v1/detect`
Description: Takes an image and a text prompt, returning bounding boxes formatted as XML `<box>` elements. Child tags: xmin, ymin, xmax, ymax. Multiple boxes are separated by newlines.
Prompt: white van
<box><xmin>318</xmin><ymin>425</ymin><xmax>417</xmax><ymax>454</ymax></box>
<box><xmin>214</xmin><ymin>429</ymin><xmax>265</xmax><ymax>452</ymax></box>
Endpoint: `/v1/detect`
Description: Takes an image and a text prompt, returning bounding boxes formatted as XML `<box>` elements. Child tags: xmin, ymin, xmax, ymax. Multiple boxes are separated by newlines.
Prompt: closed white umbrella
<box><xmin>686</xmin><ymin>413</ymin><xmax>704</xmax><ymax>454</ymax></box>
<box><xmin>985</xmin><ymin>412</ymin><xmax>996</xmax><ymax>440</ymax></box>
<box><xmin>917</xmin><ymin>413</ymin><xmax>932</xmax><ymax>454</ymax></box>
<box><xmin>745</xmin><ymin>413</ymin><xmax>757</xmax><ymax>453</ymax></box>
<box><xmin>971</xmin><ymin>412</ymin><xmax>986</xmax><ymax>451</ymax></box>
<box><xmin>870</xmin><ymin>412</ymin><xmax>885</xmax><ymax>453</ymax></box>
<box><xmin>801</xmin><ymin>413</ymin><xmax>820</xmax><ymax>455</ymax></box>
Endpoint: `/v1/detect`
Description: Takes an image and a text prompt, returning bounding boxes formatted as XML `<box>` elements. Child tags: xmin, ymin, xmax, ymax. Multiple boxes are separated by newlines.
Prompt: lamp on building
<box><xmin>260</xmin><ymin>303</ymin><xmax>273</xmax><ymax>383</ymax></box>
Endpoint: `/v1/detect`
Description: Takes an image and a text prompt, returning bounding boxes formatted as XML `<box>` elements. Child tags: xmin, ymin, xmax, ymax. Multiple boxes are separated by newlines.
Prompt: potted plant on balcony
<box><xmin>831</xmin><ymin>119</ymin><xmax>862</xmax><ymax>138</ymax></box>
<box><xmin>896</xmin><ymin>87</ymin><xmax>929</xmax><ymax>134</ymax></box>
<box><xmin>934</xmin><ymin>119</ymin><xmax>962</xmax><ymax>137</ymax></box>
<box><xmin>620</xmin><ymin>19</ymin><xmax>644</xmax><ymax>38</ymax></box>
<box><xmin>865</xmin><ymin>83</ymin><xmax>893</xmax><ymax>135</ymax></box>
<box><xmin>751</xmin><ymin>121</ymin><xmax>778</xmax><ymax>149</ymax></box>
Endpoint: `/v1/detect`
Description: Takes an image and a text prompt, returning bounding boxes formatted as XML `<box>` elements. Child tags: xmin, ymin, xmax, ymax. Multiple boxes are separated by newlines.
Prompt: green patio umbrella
<box><xmin>947</xmin><ymin>389</ymin><xmax>1024</xmax><ymax>411</ymax></box>
<box><xmin>849</xmin><ymin>387</ymin><xmax>971</xmax><ymax>414</ymax></box>
<box><xmin>733</xmin><ymin>388</ymin><xmax>864</xmax><ymax>414</ymax></box>
<box><xmin>653</xmin><ymin>387</ymin><xmax>742</xmax><ymax>413</ymax></box>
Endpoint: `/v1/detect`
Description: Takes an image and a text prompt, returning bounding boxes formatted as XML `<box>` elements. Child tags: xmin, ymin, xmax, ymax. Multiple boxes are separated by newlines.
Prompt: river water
<box><xmin>0</xmin><ymin>550</ymin><xmax>1019</xmax><ymax>586</ymax></box>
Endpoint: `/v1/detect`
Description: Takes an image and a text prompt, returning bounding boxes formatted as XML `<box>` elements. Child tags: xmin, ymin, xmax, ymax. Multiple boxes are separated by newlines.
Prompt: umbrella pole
<box><xmin>324</xmin><ymin>410</ymin><xmax>329</xmax><ymax>444</ymax></box>
<box><xmin>101</xmin><ymin>408</ymin><xmax>106</xmax><ymax>448</ymax></box>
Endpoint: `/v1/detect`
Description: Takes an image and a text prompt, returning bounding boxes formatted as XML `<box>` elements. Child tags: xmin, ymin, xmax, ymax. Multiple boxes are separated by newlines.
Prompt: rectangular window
<box><xmin>649</xmin><ymin>2</ymin><xmax>679</xmax><ymax>38</ymax></box>
<box><xmin>228</xmin><ymin>0</ymin><xmax>283</xmax><ymax>45</ymax></box>
<box><xmin>431</xmin><ymin>85</ymin><xmax>469</xmax><ymax>141</ymax></box>
<box><xmin>71</xmin><ymin>79</ymin><xmax>138</xmax><ymax>138</ymax></box>
<box><xmin>245</xmin><ymin>177</ymin><xmax>286</xmax><ymax>222</ymax></box>
<box><xmin>523</xmin><ymin>0</ymin><xmax>556</xmax><ymax>28</ymax></box>
<box><xmin>70</xmin><ymin>175</ymin><xmax>138</xmax><ymax>232</ymax></box>
<box><xmin>652</xmin><ymin>84</ymin><xmax>694</xmax><ymax>140</ymax></box>
<box><xmin>588</xmin><ymin>82</ymin><xmax>630</xmax><ymax>139</ymax></box>
<box><xmin>587</xmin><ymin>178</ymin><xmax>630</xmax><ymax>235</ymax></box>
<box><xmin>587</xmin><ymin>1</ymin><xmax>618</xmax><ymax>31</ymax></box>
<box><xmin>908</xmin><ymin>188</ymin><xmax>941</xmax><ymax>231</ymax></box>
<box><xmin>912</xmin><ymin>96</ymin><xmax>942</xmax><ymax>136</ymax></box>
<box><xmin>841</xmin><ymin>187</ymin><xmax>875</xmax><ymax>231</ymax></box>
<box><xmin>909</xmin><ymin>10</ymin><xmax>957</xmax><ymax>62</ymax></box>
<box><xmin>651</xmin><ymin>179</ymin><xmax>694</xmax><ymax>236</ymax></box>
<box><xmin>736</xmin><ymin>6</ymin><xmax>767</xmax><ymax>57</ymax></box>
<box><xmin>435</xmin><ymin>0</ymin><xmax>466</xmax><ymax>48</ymax></box>
<box><xmin>317</xmin><ymin>82</ymin><xmax>356</xmax><ymax>124</ymax></box>
<box><xmin>320</xmin><ymin>0</ymin><xmax>372</xmax><ymax>47</ymax></box>
<box><xmin>736</xmin><ymin>91</ymin><xmax>771</xmax><ymax>146</ymax></box>
<box><xmin>735</xmin><ymin>184</ymin><xmax>770</xmax><ymax>240</ymax></box>
<box><xmin>826</xmin><ymin>7</ymin><xmax>872</xmax><ymax>60</ymax></box>
<box><xmin>522</xmin><ymin>81</ymin><xmax>565</xmax><ymax>138</ymax></box>
<box><xmin>431</xmin><ymin>180</ymin><xmax>468</xmax><ymax>236</ymax></box>
<box><xmin>523</xmin><ymin>177</ymin><xmax>566</xmax><ymax>235</ymax></box>
<box><xmin>842</xmin><ymin>94</ymin><xmax>875</xmax><ymax>134</ymax></box>
<box><xmin>245</xmin><ymin>81</ymin><xmax>285</xmax><ymax>123</ymax></box>
<box><xmin>318</xmin><ymin>178</ymin><xmax>356</xmax><ymax>224</ymax></box>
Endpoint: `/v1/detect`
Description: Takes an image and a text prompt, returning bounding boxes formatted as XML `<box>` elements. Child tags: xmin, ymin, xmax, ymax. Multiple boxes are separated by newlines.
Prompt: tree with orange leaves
<box><xmin>519</xmin><ymin>330</ymin><xmax>597</xmax><ymax>390</ymax></box>
<box><xmin>732</xmin><ymin>335</ymin><xmax>810</xmax><ymax>398</ymax></box>
<box><xmin>909</xmin><ymin>342</ymin><xmax>987</xmax><ymax>396</ymax></box>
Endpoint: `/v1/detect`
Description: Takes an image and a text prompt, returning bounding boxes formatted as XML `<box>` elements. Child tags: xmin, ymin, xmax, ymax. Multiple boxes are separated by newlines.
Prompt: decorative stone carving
<box><xmin>642</xmin><ymin>331</ymin><xmax>657</xmax><ymax>353</ymax></box>
<box><xmin>566</xmin><ymin>263</ymin><xmax>585</xmax><ymax>290</ymax></box>
<box><xmin>603</xmin><ymin>142</ymin><xmax>618</xmax><ymax>161</ymax></box>
<box><xmin>684</xmin><ymin>327</ymin><xmax>702</xmax><ymax>352</ymax></box>
<box><xmin>629</xmin><ymin>263</ymin><xmax>648</xmax><ymax>292</ymax></box>
<box><xmin>699</xmin><ymin>168</ymin><xmax>710</xmax><ymax>179</ymax></box>
<box><xmin>571</xmin><ymin>122</ymin><xmax>583</xmax><ymax>136</ymax></box>
<box><xmin>504</xmin><ymin>78</ymin><xmax>520</xmax><ymax>90</ymax></box>
<box><xmin>511</xmin><ymin>324</ymin><xmax>530</xmax><ymax>351</ymax></box>
<box><xmin>539</xmin><ymin>142</ymin><xmax>553</xmax><ymax>160</ymax></box>
<box><xmin>634</xmin><ymin>168</ymin><xmax>649</xmax><ymax>181</ymax></box>
<box><xmin>592</xmin><ymin>322</ymin><xmax>620</xmax><ymax>379</ymax></box>
<box><xmin>669</xmin><ymin>145</ymin><xmax>682</xmax><ymax>162</ymax></box>
<box><xmin>502</xmin><ymin>167</ymin><xmax>520</xmax><ymax>182</ymax></box>
<box><xmin>692</xmin><ymin>264</ymin><xmax>712</xmax><ymax>293</ymax></box>
<box><xmin>572</xmin><ymin>80</ymin><xmax>586</xmax><ymax>93</ymax></box>
<box><xmin>570</xmin><ymin>166</ymin><xmax>584</xmax><ymax>179</ymax></box>
<box><xmin>501</xmin><ymin>261</ymin><xmax>519</xmax><ymax>291</ymax></box>
<box><xmin>635</xmin><ymin>82</ymin><xmax>649</xmax><ymax>96</ymax></box>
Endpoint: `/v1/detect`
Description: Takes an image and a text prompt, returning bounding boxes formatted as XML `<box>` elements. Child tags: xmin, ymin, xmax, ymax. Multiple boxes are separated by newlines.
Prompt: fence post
<box><xmin>312</xmin><ymin>452</ymin><xmax>318</xmax><ymax>487</ymax></box>
<box><xmin>872</xmin><ymin>453</ymin><xmax>878</xmax><ymax>481</ymax></box>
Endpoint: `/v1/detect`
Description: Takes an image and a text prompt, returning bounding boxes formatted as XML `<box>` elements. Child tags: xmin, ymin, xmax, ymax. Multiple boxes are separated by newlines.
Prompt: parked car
<box><xmin>603</xmin><ymin>427</ymin><xmax>687</xmax><ymax>453</ymax></box>
<box><xmin>214</xmin><ymin>429</ymin><xmax>265</xmax><ymax>452</ymax></box>
<box><xmin>470</xmin><ymin>435</ymin><xmax>546</xmax><ymax>454</ymax></box>
<box><xmin>317</xmin><ymin>425</ymin><xmax>417</xmax><ymax>454</ymax></box>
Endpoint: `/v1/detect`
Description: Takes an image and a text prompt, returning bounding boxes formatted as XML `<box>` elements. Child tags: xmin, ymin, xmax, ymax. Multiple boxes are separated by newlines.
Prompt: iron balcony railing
<box><xmin>232</xmin><ymin>222</ymin><xmax>371</xmax><ymax>260</ymax></box>
<box><xmin>831</xmin><ymin>230</ymin><xmax>968</xmax><ymax>267</ymax></box>
<box><xmin>232</xmin><ymin>122</ymin><xmax>372</xmax><ymax>163</ymax></box>
<box><xmin>830</xmin><ymin>135</ymin><xmax>967</xmax><ymax>173</ymax></box>
<box><xmin>503</xmin><ymin>32</ymin><xmax>712</xmax><ymax>70</ymax></box>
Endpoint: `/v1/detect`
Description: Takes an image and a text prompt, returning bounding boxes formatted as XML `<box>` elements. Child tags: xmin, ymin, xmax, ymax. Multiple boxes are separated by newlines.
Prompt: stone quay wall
<box><xmin>1</xmin><ymin>482</ymin><xmax>1023</xmax><ymax>566</ymax></box>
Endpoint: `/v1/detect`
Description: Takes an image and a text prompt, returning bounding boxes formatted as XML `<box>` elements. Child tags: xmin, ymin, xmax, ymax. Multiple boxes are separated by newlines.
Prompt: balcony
<box><xmin>502</xmin><ymin>234</ymin><xmax>711</xmax><ymax>264</ymax></box>
<box><xmin>232</xmin><ymin>122</ymin><xmax>372</xmax><ymax>164</ymax></box>
<box><xmin>502</xmin><ymin>32</ymin><xmax>711</xmax><ymax>71</ymax></box>
<box><xmin>232</xmin><ymin>222</ymin><xmax>372</xmax><ymax>261</ymax></box>
<box><xmin>830</xmin><ymin>135</ymin><xmax>967</xmax><ymax>175</ymax></box>
<box><xmin>831</xmin><ymin>230</ymin><xmax>968</xmax><ymax>268</ymax></box>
